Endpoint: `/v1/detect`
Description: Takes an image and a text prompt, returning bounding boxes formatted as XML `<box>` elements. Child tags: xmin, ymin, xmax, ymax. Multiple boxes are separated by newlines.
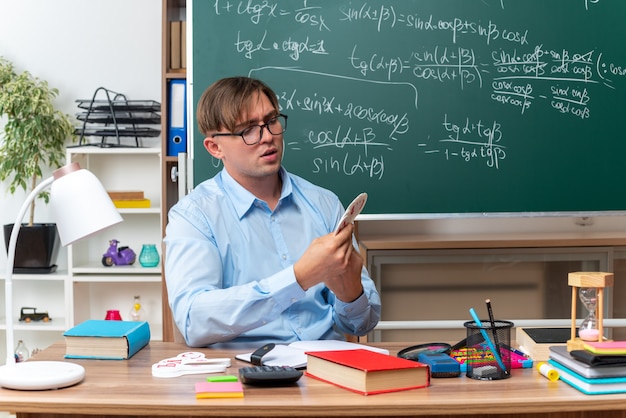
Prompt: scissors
<box><xmin>151</xmin><ymin>351</ymin><xmax>231</xmax><ymax>378</ymax></box>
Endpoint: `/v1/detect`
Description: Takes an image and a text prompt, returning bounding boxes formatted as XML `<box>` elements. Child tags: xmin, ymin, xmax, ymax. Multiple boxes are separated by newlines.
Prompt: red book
<box><xmin>305</xmin><ymin>349</ymin><xmax>429</xmax><ymax>395</ymax></box>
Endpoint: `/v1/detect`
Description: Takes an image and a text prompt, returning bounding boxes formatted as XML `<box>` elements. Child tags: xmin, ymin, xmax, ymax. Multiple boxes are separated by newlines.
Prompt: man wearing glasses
<box><xmin>164</xmin><ymin>76</ymin><xmax>381</xmax><ymax>347</ymax></box>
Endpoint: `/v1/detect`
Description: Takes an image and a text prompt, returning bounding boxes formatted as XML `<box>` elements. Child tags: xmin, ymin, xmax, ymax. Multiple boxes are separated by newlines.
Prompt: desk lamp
<box><xmin>0</xmin><ymin>162</ymin><xmax>123</xmax><ymax>390</ymax></box>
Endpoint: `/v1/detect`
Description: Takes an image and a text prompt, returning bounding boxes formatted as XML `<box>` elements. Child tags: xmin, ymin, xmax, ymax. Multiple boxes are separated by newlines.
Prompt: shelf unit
<box><xmin>1</xmin><ymin>147</ymin><xmax>165</xmax><ymax>362</ymax></box>
<box><xmin>161</xmin><ymin>0</ymin><xmax>187</xmax><ymax>342</ymax></box>
<box><xmin>0</xmin><ymin>273</ymin><xmax>70</xmax><ymax>336</ymax></box>
<box><xmin>66</xmin><ymin>147</ymin><xmax>163</xmax><ymax>339</ymax></box>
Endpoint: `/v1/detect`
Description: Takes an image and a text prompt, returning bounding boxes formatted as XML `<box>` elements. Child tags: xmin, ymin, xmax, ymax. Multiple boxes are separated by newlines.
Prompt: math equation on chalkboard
<box><xmin>192</xmin><ymin>0</ymin><xmax>626</xmax><ymax>214</ymax></box>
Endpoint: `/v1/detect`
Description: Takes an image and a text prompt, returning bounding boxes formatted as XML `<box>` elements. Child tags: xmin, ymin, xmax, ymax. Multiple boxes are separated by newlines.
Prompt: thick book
<box><xmin>516</xmin><ymin>327</ymin><xmax>571</xmax><ymax>361</ymax></box>
<box><xmin>305</xmin><ymin>349</ymin><xmax>429</xmax><ymax>395</ymax></box>
<box><xmin>548</xmin><ymin>360</ymin><xmax>626</xmax><ymax>395</ymax></box>
<box><xmin>549</xmin><ymin>346</ymin><xmax>626</xmax><ymax>379</ymax></box>
<box><xmin>64</xmin><ymin>320</ymin><xmax>150</xmax><ymax>360</ymax></box>
<box><xmin>236</xmin><ymin>340</ymin><xmax>389</xmax><ymax>369</ymax></box>
<box><xmin>169</xmin><ymin>20</ymin><xmax>181</xmax><ymax>69</ymax></box>
<box><xmin>107</xmin><ymin>190</ymin><xmax>144</xmax><ymax>200</ymax></box>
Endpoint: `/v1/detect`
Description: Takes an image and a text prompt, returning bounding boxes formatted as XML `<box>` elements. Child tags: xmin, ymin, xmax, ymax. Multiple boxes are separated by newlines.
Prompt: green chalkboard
<box><xmin>190</xmin><ymin>0</ymin><xmax>626</xmax><ymax>215</ymax></box>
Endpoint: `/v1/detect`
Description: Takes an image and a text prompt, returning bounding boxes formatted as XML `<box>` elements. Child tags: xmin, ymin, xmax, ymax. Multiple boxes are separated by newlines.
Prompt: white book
<box><xmin>236</xmin><ymin>340</ymin><xmax>389</xmax><ymax>369</ymax></box>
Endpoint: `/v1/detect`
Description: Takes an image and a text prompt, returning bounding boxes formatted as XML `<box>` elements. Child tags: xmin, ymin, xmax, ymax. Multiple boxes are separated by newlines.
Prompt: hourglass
<box><xmin>567</xmin><ymin>272</ymin><xmax>614</xmax><ymax>351</ymax></box>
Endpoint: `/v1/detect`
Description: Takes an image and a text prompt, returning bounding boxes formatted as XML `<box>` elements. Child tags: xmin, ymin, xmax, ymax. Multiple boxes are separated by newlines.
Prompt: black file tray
<box><xmin>76</xmin><ymin>111</ymin><xmax>161</xmax><ymax>125</ymax></box>
<box><xmin>72</xmin><ymin>87</ymin><xmax>161</xmax><ymax>148</ymax></box>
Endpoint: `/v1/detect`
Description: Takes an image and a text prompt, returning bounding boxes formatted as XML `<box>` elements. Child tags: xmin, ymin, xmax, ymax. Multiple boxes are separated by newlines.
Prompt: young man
<box><xmin>164</xmin><ymin>76</ymin><xmax>380</xmax><ymax>347</ymax></box>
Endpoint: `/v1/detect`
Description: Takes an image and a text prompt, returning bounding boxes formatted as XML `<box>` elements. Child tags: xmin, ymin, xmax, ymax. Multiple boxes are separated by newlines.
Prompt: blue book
<box><xmin>548</xmin><ymin>359</ymin><xmax>626</xmax><ymax>395</ymax></box>
<box><xmin>64</xmin><ymin>320</ymin><xmax>150</xmax><ymax>360</ymax></box>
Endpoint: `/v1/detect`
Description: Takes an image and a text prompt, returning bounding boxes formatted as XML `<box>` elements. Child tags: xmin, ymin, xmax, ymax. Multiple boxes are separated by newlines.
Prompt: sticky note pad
<box><xmin>583</xmin><ymin>341</ymin><xmax>626</xmax><ymax>355</ymax></box>
<box><xmin>195</xmin><ymin>381</ymin><xmax>244</xmax><ymax>399</ymax></box>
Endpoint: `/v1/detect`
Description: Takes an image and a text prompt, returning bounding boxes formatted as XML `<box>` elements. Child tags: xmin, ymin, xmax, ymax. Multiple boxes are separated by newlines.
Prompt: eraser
<box><xmin>472</xmin><ymin>365</ymin><xmax>498</xmax><ymax>377</ymax></box>
<box><xmin>417</xmin><ymin>352</ymin><xmax>461</xmax><ymax>378</ymax></box>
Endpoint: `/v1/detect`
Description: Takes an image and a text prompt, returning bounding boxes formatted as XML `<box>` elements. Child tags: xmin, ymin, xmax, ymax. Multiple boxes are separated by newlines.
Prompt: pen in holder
<box><xmin>464</xmin><ymin>314</ymin><xmax>514</xmax><ymax>380</ymax></box>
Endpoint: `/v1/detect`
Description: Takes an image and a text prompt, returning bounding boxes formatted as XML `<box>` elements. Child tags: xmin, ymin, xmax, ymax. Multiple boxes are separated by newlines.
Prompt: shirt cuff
<box><xmin>334</xmin><ymin>290</ymin><xmax>369</xmax><ymax>316</ymax></box>
<box><xmin>261</xmin><ymin>265</ymin><xmax>307</xmax><ymax>311</ymax></box>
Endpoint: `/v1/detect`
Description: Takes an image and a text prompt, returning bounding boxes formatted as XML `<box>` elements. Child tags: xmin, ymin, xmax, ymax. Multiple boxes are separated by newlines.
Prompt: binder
<box><xmin>167</xmin><ymin>79</ymin><xmax>187</xmax><ymax>156</ymax></box>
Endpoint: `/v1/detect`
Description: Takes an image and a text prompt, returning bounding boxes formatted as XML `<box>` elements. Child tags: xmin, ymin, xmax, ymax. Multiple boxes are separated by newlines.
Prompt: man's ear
<box><xmin>204</xmin><ymin>136</ymin><xmax>223</xmax><ymax>159</ymax></box>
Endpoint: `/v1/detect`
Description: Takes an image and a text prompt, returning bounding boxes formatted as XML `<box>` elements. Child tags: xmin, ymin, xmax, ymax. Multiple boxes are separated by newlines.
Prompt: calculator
<box><xmin>238</xmin><ymin>365</ymin><xmax>303</xmax><ymax>386</ymax></box>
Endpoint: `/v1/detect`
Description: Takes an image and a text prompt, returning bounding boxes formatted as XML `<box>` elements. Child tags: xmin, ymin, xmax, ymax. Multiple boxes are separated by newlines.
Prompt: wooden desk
<box><xmin>2</xmin><ymin>342</ymin><xmax>626</xmax><ymax>417</ymax></box>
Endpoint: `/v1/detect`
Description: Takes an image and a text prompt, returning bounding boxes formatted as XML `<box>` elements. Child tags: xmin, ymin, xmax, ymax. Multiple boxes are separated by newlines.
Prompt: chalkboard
<box><xmin>190</xmin><ymin>0</ymin><xmax>626</xmax><ymax>216</ymax></box>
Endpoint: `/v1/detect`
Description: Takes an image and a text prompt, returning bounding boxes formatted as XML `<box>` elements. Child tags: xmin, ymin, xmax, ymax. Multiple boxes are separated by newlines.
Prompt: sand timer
<box><xmin>578</xmin><ymin>287</ymin><xmax>598</xmax><ymax>341</ymax></box>
<box><xmin>567</xmin><ymin>272</ymin><xmax>614</xmax><ymax>351</ymax></box>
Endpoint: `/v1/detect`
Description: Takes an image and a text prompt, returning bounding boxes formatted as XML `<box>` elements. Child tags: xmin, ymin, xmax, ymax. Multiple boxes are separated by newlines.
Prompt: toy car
<box><xmin>19</xmin><ymin>307</ymin><xmax>51</xmax><ymax>322</ymax></box>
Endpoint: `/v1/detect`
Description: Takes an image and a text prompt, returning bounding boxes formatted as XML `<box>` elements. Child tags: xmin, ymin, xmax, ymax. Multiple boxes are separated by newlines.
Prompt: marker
<box><xmin>485</xmin><ymin>299</ymin><xmax>501</xmax><ymax>350</ymax></box>
<box><xmin>503</xmin><ymin>344</ymin><xmax>529</xmax><ymax>358</ymax></box>
<box><xmin>469</xmin><ymin>308</ymin><xmax>507</xmax><ymax>374</ymax></box>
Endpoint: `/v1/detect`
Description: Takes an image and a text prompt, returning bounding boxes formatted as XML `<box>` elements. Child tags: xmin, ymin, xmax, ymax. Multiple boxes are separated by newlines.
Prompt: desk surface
<box><xmin>3</xmin><ymin>342</ymin><xmax>626</xmax><ymax>418</ymax></box>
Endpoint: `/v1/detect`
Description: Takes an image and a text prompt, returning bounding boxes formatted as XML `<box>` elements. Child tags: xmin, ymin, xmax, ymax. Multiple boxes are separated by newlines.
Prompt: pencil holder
<box><xmin>463</xmin><ymin>320</ymin><xmax>514</xmax><ymax>380</ymax></box>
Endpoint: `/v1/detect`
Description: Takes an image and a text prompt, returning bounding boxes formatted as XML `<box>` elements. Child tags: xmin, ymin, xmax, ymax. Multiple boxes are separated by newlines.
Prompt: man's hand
<box><xmin>294</xmin><ymin>223</ymin><xmax>356</xmax><ymax>291</ymax></box>
<box><xmin>324</xmin><ymin>248</ymin><xmax>364</xmax><ymax>302</ymax></box>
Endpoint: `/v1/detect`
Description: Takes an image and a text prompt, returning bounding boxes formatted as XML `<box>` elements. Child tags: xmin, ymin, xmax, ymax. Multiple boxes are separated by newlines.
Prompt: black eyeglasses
<box><xmin>211</xmin><ymin>114</ymin><xmax>288</xmax><ymax>146</ymax></box>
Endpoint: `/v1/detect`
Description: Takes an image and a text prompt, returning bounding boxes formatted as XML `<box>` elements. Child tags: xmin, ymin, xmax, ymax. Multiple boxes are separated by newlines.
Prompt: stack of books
<box><xmin>548</xmin><ymin>342</ymin><xmax>626</xmax><ymax>395</ymax></box>
<box><xmin>107</xmin><ymin>190</ymin><xmax>150</xmax><ymax>209</ymax></box>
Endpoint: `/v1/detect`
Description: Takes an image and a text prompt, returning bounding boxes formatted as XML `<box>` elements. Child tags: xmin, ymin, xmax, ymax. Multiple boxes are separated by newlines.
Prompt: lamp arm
<box><xmin>4</xmin><ymin>175</ymin><xmax>54</xmax><ymax>366</ymax></box>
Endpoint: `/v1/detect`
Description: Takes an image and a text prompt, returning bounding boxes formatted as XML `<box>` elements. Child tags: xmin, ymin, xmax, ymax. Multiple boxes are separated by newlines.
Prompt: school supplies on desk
<box><xmin>305</xmin><ymin>349</ymin><xmax>429</xmax><ymax>395</ymax></box>
<box><xmin>195</xmin><ymin>381</ymin><xmax>244</xmax><ymax>399</ymax></box>
<box><xmin>516</xmin><ymin>327</ymin><xmax>571</xmax><ymax>362</ymax></box>
<box><xmin>417</xmin><ymin>352</ymin><xmax>460</xmax><ymax>378</ymax></box>
<box><xmin>63</xmin><ymin>319</ymin><xmax>150</xmax><ymax>360</ymax></box>
<box><xmin>468</xmin><ymin>308</ymin><xmax>507</xmax><ymax>372</ymax></box>
<box><xmin>570</xmin><ymin>349</ymin><xmax>626</xmax><ymax>367</ymax></box>
<box><xmin>583</xmin><ymin>341</ymin><xmax>626</xmax><ymax>355</ymax></box>
<box><xmin>450</xmin><ymin>345</ymin><xmax>532</xmax><ymax>372</ymax></box>
<box><xmin>549</xmin><ymin>346</ymin><xmax>626</xmax><ymax>379</ymax></box>
<box><xmin>235</xmin><ymin>339</ymin><xmax>388</xmax><ymax>369</ymax></box>
<box><xmin>537</xmin><ymin>362</ymin><xmax>560</xmax><ymax>382</ymax></box>
<box><xmin>547</xmin><ymin>360</ymin><xmax>626</xmax><ymax>395</ymax></box>
<box><xmin>151</xmin><ymin>352</ymin><xmax>231</xmax><ymax>378</ymax></box>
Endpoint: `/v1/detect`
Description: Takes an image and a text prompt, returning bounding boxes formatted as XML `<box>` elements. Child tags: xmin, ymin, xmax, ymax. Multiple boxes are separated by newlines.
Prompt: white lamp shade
<box><xmin>50</xmin><ymin>163</ymin><xmax>123</xmax><ymax>246</ymax></box>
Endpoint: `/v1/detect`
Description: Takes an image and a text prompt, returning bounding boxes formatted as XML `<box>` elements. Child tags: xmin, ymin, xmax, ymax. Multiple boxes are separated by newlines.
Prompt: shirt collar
<box><xmin>219</xmin><ymin>167</ymin><xmax>293</xmax><ymax>219</ymax></box>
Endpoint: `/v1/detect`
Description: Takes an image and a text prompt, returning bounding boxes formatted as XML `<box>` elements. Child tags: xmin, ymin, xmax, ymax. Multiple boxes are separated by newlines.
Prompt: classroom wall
<box><xmin>0</xmin><ymin>0</ymin><xmax>161</xmax><ymax>271</ymax></box>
